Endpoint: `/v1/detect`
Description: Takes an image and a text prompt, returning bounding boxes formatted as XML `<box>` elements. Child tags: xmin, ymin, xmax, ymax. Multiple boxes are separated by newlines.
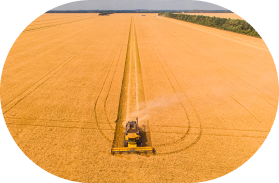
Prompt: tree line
<box><xmin>98</xmin><ymin>12</ymin><xmax>114</xmax><ymax>16</ymax></box>
<box><xmin>46</xmin><ymin>10</ymin><xmax>232</xmax><ymax>14</ymax></box>
<box><xmin>158</xmin><ymin>12</ymin><xmax>260</xmax><ymax>38</ymax></box>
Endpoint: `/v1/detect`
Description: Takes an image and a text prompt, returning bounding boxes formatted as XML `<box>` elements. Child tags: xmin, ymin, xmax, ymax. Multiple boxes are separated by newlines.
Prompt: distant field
<box><xmin>180</xmin><ymin>13</ymin><xmax>243</xmax><ymax>19</ymax></box>
<box><xmin>1</xmin><ymin>13</ymin><xmax>277</xmax><ymax>183</ymax></box>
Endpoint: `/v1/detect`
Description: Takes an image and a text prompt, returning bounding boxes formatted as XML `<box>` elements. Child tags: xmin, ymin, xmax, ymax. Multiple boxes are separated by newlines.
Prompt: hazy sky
<box><xmin>52</xmin><ymin>0</ymin><xmax>227</xmax><ymax>10</ymax></box>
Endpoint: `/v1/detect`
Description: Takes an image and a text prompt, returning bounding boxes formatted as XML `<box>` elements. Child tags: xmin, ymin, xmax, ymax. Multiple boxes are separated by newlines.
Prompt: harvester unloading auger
<box><xmin>111</xmin><ymin>117</ymin><xmax>155</xmax><ymax>154</ymax></box>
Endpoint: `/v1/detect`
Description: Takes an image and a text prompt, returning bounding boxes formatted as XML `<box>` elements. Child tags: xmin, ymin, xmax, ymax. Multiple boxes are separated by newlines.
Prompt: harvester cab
<box><xmin>124</xmin><ymin>118</ymin><xmax>142</xmax><ymax>148</ymax></box>
<box><xmin>111</xmin><ymin>117</ymin><xmax>154</xmax><ymax>154</ymax></box>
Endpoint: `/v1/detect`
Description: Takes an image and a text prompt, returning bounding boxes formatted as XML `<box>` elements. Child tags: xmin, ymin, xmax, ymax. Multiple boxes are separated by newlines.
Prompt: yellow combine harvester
<box><xmin>111</xmin><ymin>117</ymin><xmax>154</xmax><ymax>154</ymax></box>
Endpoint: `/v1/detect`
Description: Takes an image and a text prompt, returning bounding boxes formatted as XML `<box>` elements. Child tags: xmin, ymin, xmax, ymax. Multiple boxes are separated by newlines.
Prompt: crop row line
<box><xmin>6</xmin><ymin>122</ymin><xmax>114</xmax><ymax>130</ymax></box>
<box><xmin>28</xmin><ymin>15</ymin><xmax>93</xmax><ymax>27</ymax></box>
<box><xmin>23</xmin><ymin>17</ymin><xmax>95</xmax><ymax>33</ymax></box>
<box><xmin>151</xmin><ymin>131</ymin><xmax>266</xmax><ymax>138</ymax></box>
<box><xmin>5</xmin><ymin>18</ymin><xmax>107</xmax><ymax>68</ymax></box>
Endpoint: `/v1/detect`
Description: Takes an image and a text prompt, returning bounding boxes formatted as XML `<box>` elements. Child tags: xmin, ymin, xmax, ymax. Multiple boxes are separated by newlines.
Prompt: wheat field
<box><xmin>1</xmin><ymin>13</ymin><xmax>277</xmax><ymax>182</ymax></box>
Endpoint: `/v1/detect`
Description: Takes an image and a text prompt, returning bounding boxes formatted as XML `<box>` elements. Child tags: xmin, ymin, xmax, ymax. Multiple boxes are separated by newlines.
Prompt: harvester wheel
<box><xmin>124</xmin><ymin>139</ymin><xmax>128</xmax><ymax>147</ymax></box>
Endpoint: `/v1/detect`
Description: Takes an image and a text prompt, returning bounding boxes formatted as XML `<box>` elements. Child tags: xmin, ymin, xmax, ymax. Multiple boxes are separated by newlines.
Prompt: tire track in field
<box><xmin>151</xmin><ymin>131</ymin><xmax>267</xmax><ymax>138</ymax></box>
<box><xmin>230</xmin><ymin>96</ymin><xmax>261</xmax><ymax>123</ymax></box>
<box><xmin>1</xmin><ymin>21</ymin><xmax>115</xmax><ymax>115</ymax></box>
<box><xmin>151</xmin><ymin>125</ymin><xmax>270</xmax><ymax>133</ymax></box>
<box><xmin>150</xmin><ymin>125</ymin><xmax>269</xmax><ymax>138</ymax></box>
<box><xmin>148</xmin><ymin>38</ymin><xmax>191</xmax><ymax>147</ymax></box>
<box><xmin>94</xmin><ymin>20</ymin><xmax>129</xmax><ymax>143</ymax></box>
<box><xmin>22</xmin><ymin>16</ymin><xmax>95</xmax><ymax>33</ymax></box>
<box><xmin>7</xmin><ymin>122</ymin><xmax>268</xmax><ymax>138</ymax></box>
<box><xmin>149</xmin><ymin>40</ymin><xmax>202</xmax><ymax>154</ymax></box>
<box><xmin>27</xmin><ymin>15</ymin><xmax>88</xmax><ymax>27</ymax></box>
<box><xmin>137</xmin><ymin>17</ymin><xmax>202</xmax><ymax>155</ymax></box>
<box><xmin>4</xmin><ymin>19</ymin><xmax>108</xmax><ymax>68</ymax></box>
<box><xmin>5</xmin><ymin>117</ymin><xmax>112</xmax><ymax>132</ymax></box>
<box><xmin>2</xmin><ymin>48</ymin><xmax>88</xmax><ymax>114</ymax></box>
<box><xmin>138</xmin><ymin>20</ymin><xmax>190</xmax><ymax>148</ymax></box>
<box><xmin>7</xmin><ymin>16</ymin><xmax>98</xmax><ymax>53</ymax></box>
<box><xmin>155</xmin><ymin>19</ymin><xmax>278</xmax><ymax>109</ymax></box>
<box><xmin>103</xmin><ymin>23</ymin><xmax>129</xmax><ymax>130</ymax></box>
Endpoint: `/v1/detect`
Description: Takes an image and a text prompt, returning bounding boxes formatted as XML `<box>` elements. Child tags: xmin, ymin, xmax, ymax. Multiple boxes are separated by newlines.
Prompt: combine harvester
<box><xmin>111</xmin><ymin>117</ymin><xmax>155</xmax><ymax>154</ymax></box>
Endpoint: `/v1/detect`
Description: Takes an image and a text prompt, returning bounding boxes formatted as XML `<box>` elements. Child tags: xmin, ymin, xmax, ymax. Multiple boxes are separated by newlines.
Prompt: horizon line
<box><xmin>48</xmin><ymin>9</ymin><xmax>232</xmax><ymax>11</ymax></box>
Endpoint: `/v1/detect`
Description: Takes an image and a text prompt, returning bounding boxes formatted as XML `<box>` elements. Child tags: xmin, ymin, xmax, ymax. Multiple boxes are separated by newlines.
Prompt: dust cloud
<box><xmin>123</xmin><ymin>94</ymin><xmax>180</xmax><ymax>128</ymax></box>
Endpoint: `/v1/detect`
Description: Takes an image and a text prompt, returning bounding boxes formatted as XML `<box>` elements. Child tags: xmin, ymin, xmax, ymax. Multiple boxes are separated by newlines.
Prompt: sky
<box><xmin>52</xmin><ymin>0</ymin><xmax>227</xmax><ymax>10</ymax></box>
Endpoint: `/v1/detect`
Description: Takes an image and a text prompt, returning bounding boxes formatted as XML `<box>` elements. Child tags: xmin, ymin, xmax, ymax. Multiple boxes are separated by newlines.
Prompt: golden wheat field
<box><xmin>180</xmin><ymin>13</ymin><xmax>243</xmax><ymax>19</ymax></box>
<box><xmin>1</xmin><ymin>13</ymin><xmax>278</xmax><ymax>182</ymax></box>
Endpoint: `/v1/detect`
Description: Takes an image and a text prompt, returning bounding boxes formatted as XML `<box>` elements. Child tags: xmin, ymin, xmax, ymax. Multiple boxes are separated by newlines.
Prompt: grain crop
<box><xmin>1</xmin><ymin>13</ymin><xmax>277</xmax><ymax>182</ymax></box>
